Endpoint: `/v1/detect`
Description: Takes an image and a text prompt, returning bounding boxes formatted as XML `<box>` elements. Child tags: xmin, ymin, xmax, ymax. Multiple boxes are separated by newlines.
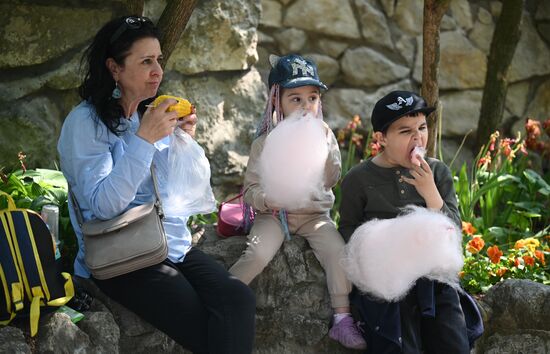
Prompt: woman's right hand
<box><xmin>136</xmin><ymin>98</ymin><xmax>180</xmax><ymax>144</ymax></box>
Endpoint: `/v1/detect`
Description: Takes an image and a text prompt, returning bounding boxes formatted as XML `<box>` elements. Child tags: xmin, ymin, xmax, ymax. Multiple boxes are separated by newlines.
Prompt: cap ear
<box><xmin>269</xmin><ymin>54</ymin><xmax>281</xmax><ymax>68</ymax></box>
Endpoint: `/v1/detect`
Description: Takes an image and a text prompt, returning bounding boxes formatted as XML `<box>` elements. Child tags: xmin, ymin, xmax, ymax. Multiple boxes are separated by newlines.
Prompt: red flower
<box><xmin>514</xmin><ymin>258</ymin><xmax>522</xmax><ymax>267</ymax></box>
<box><xmin>523</xmin><ymin>255</ymin><xmax>535</xmax><ymax>267</ymax></box>
<box><xmin>487</xmin><ymin>245</ymin><xmax>503</xmax><ymax>264</ymax></box>
<box><xmin>366</xmin><ymin>140</ymin><xmax>381</xmax><ymax>157</ymax></box>
<box><xmin>466</xmin><ymin>236</ymin><xmax>485</xmax><ymax>254</ymax></box>
<box><xmin>488</xmin><ymin>131</ymin><xmax>499</xmax><ymax>152</ymax></box>
<box><xmin>477</xmin><ymin>152</ymin><xmax>491</xmax><ymax>168</ymax></box>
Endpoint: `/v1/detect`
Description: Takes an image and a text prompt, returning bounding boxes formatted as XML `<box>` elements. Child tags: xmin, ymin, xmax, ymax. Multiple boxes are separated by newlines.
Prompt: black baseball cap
<box><xmin>371</xmin><ymin>90</ymin><xmax>435</xmax><ymax>132</ymax></box>
<box><xmin>268</xmin><ymin>54</ymin><xmax>327</xmax><ymax>90</ymax></box>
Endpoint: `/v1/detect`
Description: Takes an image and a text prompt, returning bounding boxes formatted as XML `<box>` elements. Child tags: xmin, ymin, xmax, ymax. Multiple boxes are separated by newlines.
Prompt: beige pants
<box><xmin>229</xmin><ymin>212</ymin><xmax>351</xmax><ymax>308</ymax></box>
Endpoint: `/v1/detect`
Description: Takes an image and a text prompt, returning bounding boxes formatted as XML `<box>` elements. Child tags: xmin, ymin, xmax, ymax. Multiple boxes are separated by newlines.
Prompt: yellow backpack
<box><xmin>0</xmin><ymin>191</ymin><xmax>74</xmax><ymax>336</ymax></box>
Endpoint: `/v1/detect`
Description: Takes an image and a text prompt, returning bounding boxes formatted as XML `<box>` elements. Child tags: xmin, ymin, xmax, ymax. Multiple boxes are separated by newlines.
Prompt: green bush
<box><xmin>0</xmin><ymin>167</ymin><xmax>77</xmax><ymax>273</ymax></box>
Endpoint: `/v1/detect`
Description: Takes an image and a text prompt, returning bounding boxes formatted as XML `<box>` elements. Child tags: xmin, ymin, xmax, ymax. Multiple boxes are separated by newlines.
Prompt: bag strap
<box><xmin>70</xmin><ymin>164</ymin><xmax>163</xmax><ymax>227</ymax></box>
<box><xmin>220</xmin><ymin>192</ymin><xmax>244</xmax><ymax>206</ymax></box>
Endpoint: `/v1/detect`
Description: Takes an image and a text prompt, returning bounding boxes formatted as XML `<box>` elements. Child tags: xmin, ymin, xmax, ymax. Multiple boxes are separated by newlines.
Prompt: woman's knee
<box><xmin>226</xmin><ymin>277</ymin><xmax>256</xmax><ymax>309</ymax></box>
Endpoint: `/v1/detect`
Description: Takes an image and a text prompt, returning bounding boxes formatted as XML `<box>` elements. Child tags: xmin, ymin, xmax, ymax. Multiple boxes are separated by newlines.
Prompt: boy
<box><xmin>338</xmin><ymin>91</ymin><xmax>470</xmax><ymax>353</ymax></box>
<box><xmin>229</xmin><ymin>54</ymin><xmax>366</xmax><ymax>350</ymax></box>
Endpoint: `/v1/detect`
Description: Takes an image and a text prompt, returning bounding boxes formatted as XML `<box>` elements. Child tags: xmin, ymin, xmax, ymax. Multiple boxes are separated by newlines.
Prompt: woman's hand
<box><xmin>402</xmin><ymin>157</ymin><xmax>444</xmax><ymax>210</ymax></box>
<box><xmin>178</xmin><ymin>106</ymin><xmax>198</xmax><ymax>138</ymax></box>
<box><xmin>136</xmin><ymin>98</ymin><xmax>180</xmax><ymax>144</ymax></box>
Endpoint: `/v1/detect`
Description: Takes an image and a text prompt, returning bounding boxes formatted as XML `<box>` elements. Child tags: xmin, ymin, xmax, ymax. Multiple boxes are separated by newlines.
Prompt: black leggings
<box><xmin>93</xmin><ymin>248</ymin><xmax>256</xmax><ymax>354</ymax></box>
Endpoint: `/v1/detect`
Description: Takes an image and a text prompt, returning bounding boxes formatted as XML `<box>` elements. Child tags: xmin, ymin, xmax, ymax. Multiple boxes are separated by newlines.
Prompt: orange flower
<box><xmin>458</xmin><ymin>271</ymin><xmax>465</xmax><ymax>278</ymax></box>
<box><xmin>514</xmin><ymin>257</ymin><xmax>522</xmax><ymax>267</ymax></box>
<box><xmin>495</xmin><ymin>267</ymin><xmax>508</xmax><ymax>277</ymax></box>
<box><xmin>535</xmin><ymin>250</ymin><xmax>546</xmax><ymax>265</ymax></box>
<box><xmin>461</xmin><ymin>221</ymin><xmax>476</xmax><ymax>236</ymax></box>
<box><xmin>487</xmin><ymin>245</ymin><xmax>503</xmax><ymax>264</ymax></box>
<box><xmin>523</xmin><ymin>255</ymin><xmax>535</xmax><ymax>267</ymax></box>
<box><xmin>466</xmin><ymin>236</ymin><xmax>485</xmax><ymax>254</ymax></box>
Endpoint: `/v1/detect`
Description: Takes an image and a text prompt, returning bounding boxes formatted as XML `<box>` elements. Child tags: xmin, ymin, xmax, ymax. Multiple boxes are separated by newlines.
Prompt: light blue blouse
<box><xmin>58</xmin><ymin>101</ymin><xmax>192</xmax><ymax>278</ymax></box>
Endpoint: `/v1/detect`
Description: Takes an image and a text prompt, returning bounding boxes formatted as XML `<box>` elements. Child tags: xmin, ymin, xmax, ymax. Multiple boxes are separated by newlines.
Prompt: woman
<box><xmin>58</xmin><ymin>16</ymin><xmax>255</xmax><ymax>353</ymax></box>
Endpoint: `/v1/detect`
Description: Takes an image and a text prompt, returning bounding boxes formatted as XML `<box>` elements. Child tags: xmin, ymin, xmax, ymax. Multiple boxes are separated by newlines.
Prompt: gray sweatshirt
<box><xmin>338</xmin><ymin>157</ymin><xmax>461</xmax><ymax>242</ymax></box>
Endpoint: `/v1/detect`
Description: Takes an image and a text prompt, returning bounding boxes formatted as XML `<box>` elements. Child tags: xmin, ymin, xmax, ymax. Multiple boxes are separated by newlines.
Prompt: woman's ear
<box><xmin>105</xmin><ymin>58</ymin><xmax>119</xmax><ymax>80</ymax></box>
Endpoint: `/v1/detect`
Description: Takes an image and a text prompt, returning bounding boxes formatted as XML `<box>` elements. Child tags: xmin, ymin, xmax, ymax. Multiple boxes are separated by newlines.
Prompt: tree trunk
<box><xmin>123</xmin><ymin>0</ymin><xmax>144</xmax><ymax>16</ymax></box>
<box><xmin>156</xmin><ymin>0</ymin><xmax>198</xmax><ymax>67</ymax></box>
<box><xmin>475</xmin><ymin>0</ymin><xmax>523</xmax><ymax>150</ymax></box>
<box><xmin>421</xmin><ymin>0</ymin><xmax>451</xmax><ymax>158</ymax></box>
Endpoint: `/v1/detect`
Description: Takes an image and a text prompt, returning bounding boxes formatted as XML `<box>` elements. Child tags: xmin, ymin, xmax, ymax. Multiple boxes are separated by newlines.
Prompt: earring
<box><xmin>111</xmin><ymin>81</ymin><xmax>122</xmax><ymax>99</ymax></box>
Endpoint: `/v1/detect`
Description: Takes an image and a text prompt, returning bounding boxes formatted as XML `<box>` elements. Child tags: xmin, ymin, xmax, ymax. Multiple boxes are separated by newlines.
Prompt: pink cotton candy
<box><xmin>410</xmin><ymin>146</ymin><xmax>426</xmax><ymax>166</ymax></box>
<box><xmin>341</xmin><ymin>206</ymin><xmax>464</xmax><ymax>302</ymax></box>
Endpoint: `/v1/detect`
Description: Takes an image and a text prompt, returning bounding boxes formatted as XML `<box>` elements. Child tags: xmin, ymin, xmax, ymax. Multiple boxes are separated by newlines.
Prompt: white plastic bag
<box><xmin>164</xmin><ymin>128</ymin><xmax>216</xmax><ymax>217</ymax></box>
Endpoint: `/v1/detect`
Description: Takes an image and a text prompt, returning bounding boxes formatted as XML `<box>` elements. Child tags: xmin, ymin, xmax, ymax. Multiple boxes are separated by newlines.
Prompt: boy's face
<box><xmin>280</xmin><ymin>85</ymin><xmax>321</xmax><ymax>117</ymax></box>
<box><xmin>374</xmin><ymin>113</ymin><xmax>428</xmax><ymax>168</ymax></box>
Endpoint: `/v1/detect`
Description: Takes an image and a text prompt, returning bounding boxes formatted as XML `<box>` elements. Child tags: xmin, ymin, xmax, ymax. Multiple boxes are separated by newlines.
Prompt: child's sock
<box><xmin>333</xmin><ymin>312</ymin><xmax>351</xmax><ymax>325</ymax></box>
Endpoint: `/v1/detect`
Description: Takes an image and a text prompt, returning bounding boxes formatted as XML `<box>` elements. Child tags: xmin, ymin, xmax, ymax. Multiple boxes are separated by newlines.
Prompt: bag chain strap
<box><xmin>69</xmin><ymin>164</ymin><xmax>163</xmax><ymax>227</ymax></box>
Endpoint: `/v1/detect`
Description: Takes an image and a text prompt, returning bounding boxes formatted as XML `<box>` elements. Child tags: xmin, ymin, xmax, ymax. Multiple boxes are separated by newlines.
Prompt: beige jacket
<box><xmin>243</xmin><ymin>122</ymin><xmax>341</xmax><ymax>214</ymax></box>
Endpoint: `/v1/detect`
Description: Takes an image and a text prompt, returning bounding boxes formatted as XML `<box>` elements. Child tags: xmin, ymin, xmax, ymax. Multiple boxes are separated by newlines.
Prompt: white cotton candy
<box><xmin>341</xmin><ymin>206</ymin><xmax>463</xmax><ymax>302</ymax></box>
<box><xmin>259</xmin><ymin>111</ymin><xmax>329</xmax><ymax>211</ymax></box>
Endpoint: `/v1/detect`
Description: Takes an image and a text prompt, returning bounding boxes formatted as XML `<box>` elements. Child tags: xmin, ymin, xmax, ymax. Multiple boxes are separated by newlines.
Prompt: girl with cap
<box><xmin>338</xmin><ymin>90</ymin><xmax>476</xmax><ymax>353</ymax></box>
<box><xmin>229</xmin><ymin>54</ymin><xmax>366</xmax><ymax>350</ymax></box>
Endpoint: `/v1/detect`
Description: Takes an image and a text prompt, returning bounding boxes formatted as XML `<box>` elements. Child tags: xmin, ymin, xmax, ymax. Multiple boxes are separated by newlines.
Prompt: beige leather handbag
<box><xmin>71</xmin><ymin>165</ymin><xmax>168</xmax><ymax>279</ymax></box>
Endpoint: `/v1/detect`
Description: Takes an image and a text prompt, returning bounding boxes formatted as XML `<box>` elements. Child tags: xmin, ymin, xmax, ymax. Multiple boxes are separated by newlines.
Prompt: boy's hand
<box><xmin>402</xmin><ymin>157</ymin><xmax>444</xmax><ymax>210</ymax></box>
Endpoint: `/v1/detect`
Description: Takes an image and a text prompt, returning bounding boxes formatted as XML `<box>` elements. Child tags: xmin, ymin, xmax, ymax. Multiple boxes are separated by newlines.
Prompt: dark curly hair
<box><xmin>79</xmin><ymin>16</ymin><xmax>161</xmax><ymax>135</ymax></box>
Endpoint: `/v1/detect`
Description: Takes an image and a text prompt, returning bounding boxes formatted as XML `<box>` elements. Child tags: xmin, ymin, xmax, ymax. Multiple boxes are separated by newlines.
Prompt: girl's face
<box><xmin>108</xmin><ymin>37</ymin><xmax>163</xmax><ymax>103</ymax></box>
<box><xmin>375</xmin><ymin>113</ymin><xmax>428</xmax><ymax>168</ymax></box>
<box><xmin>280</xmin><ymin>85</ymin><xmax>321</xmax><ymax>118</ymax></box>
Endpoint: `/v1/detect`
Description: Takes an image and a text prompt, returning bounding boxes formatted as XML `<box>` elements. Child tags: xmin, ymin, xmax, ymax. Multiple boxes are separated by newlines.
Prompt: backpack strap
<box><xmin>0</xmin><ymin>193</ymin><xmax>25</xmax><ymax>325</ymax></box>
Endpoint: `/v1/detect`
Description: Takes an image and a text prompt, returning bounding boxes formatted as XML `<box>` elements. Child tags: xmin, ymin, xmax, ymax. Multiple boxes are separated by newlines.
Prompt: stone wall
<box><xmin>1</xmin><ymin>0</ymin><xmax>549</xmax><ymax>195</ymax></box>
<box><xmin>1</xmin><ymin>230</ymin><xmax>549</xmax><ymax>353</ymax></box>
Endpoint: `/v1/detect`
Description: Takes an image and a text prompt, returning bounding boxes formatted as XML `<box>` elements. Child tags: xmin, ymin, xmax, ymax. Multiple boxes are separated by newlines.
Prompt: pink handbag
<box><xmin>216</xmin><ymin>193</ymin><xmax>254</xmax><ymax>237</ymax></box>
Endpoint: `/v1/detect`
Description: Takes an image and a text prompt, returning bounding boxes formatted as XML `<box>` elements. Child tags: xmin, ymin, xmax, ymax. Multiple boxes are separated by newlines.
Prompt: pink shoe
<box><xmin>329</xmin><ymin>316</ymin><xmax>367</xmax><ymax>350</ymax></box>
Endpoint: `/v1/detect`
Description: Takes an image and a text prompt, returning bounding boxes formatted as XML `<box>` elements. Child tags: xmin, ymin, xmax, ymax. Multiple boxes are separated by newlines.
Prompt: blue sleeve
<box><xmin>58</xmin><ymin>103</ymin><xmax>157</xmax><ymax>220</ymax></box>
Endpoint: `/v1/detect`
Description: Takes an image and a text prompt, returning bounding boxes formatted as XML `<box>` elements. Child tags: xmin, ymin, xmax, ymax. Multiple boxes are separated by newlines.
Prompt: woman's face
<box><xmin>376</xmin><ymin>113</ymin><xmax>428</xmax><ymax>168</ymax></box>
<box><xmin>111</xmin><ymin>37</ymin><xmax>163</xmax><ymax>102</ymax></box>
<box><xmin>280</xmin><ymin>85</ymin><xmax>321</xmax><ymax>118</ymax></box>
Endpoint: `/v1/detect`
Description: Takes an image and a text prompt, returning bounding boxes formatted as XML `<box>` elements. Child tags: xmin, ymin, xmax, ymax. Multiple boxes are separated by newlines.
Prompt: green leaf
<box><xmin>30</xmin><ymin>182</ymin><xmax>45</xmax><ymax>198</ymax></box>
<box><xmin>13</xmin><ymin>169</ymin><xmax>67</xmax><ymax>189</ymax></box>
